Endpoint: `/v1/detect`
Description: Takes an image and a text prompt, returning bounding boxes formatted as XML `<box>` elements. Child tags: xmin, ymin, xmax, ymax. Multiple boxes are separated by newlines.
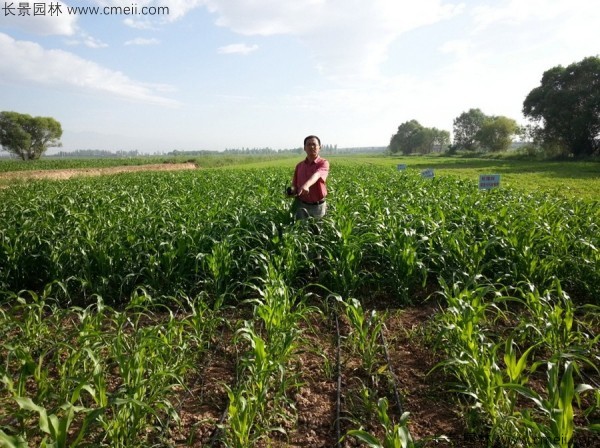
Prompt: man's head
<box><xmin>303</xmin><ymin>135</ymin><xmax>321</xmax><ymax>161</ymax></box>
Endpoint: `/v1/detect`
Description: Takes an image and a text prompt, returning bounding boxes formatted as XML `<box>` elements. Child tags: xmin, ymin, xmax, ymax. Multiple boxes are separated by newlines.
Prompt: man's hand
<box><xmin>299</xmin><ymin>185</ymin><xmax>310</xmax><ymax>196</ymax></box>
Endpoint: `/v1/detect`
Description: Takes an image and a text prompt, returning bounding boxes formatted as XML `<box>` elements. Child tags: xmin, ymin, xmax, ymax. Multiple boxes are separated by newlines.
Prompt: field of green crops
<box><xmin>1</xmin><ymin>160</ymin><xmax>599</xmax><ymax>447</ymax></box>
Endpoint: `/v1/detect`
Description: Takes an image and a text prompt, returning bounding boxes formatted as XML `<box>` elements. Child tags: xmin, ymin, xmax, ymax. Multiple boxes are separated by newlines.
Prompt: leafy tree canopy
<box><xmin>0</xmin><ymin>111</ymin><xmax>62</xmax><ymax>160</ymax></box>
<box><xmin>453</xmin><ymin>108</ymin><xmax>486</xmax><ymax>151</ymax></box>
<box><xmin>452</xmin><ymin>108</ymin><xmax>519</xmax><ymax>152</ymax></box>
<box><xmin>389</xmin><ymin>120</ymin><xmax>449</xmax><ymax>155</ymax></box>
<box><xmin>523</xmin><ymin>56</ymin><xmax>600</xmax><ymax>157</ymax></box>
<box><xmin>478</xmin><ymin>116</ymin><xmax>519</xmax><ymax>152</ymax></box>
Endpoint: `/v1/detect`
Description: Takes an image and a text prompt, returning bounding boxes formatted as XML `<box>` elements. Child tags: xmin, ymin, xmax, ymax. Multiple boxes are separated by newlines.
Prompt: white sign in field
<box><xmin>421</xmin><ymin>168</ymin><xmax>435</xmax><ymax>179</ymax></box>
<box><xmin>479</xmin><ymin>174</ymin><xmax>501</xmax><ymax>189</ymax></box>
<box><xmin>397</xmin><ymin>164</ymin><xmax>407</xmax><ymax>171</ymax></box>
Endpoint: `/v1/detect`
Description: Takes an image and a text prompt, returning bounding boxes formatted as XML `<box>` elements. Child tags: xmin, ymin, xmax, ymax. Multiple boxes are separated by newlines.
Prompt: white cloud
<box><xmin>152</xmin><ymin>0</ymin><xmax>207</xmax><ymax>21</ymax></box>
<box><xmin>0</xmin><ymin>33</ymin><xmax>179</xmax><ymax>107</ymax></box>
<box><xmin>471</xmin><ymin>0</ymin><xmax>575</xmax><ymax>30</ymax></box>
<box><xmin>444</xmin><ymin>0</ymin><xmax>600</xmax><ymax>103</ymax></box>
<box><xmin>122</xmin><ymin>18</ymin><xmax>159</xmax><ymax>30</ymax></box>
<box><xmin>468</xmin><ymin>0</ymin><xmax>599</xmax><ymax>61</ymax></box>
<box><xmin>96</xmin><ymin>1</ymin><xmax>465</xmax><ymax>80</ymax></box>
<box><xmin>202</xmin><ymin>0</ymin><xmax>464</xmax><ymax>80</ymax></box>
<box><xmin>204</xmin><ymin>0</ymin><xmax>323</xmax><ymax>35</ymax></box>
<box><xmin>82</xmin><ymin>35</ymin><xmax>109</xmax><ymax>48</ymax></box>
<box><xmin>217</xmin><ymin>43</ymin><xmax>258</xmax><ymax>55</ymax></box>
<box><xmin>65</xmin><ymin>33</ymin><xmax>109</xmax><ymax>48</ymax></box>
<box><xmin>1</xmin><ymin>2</ymin><xmax>108</xmax><ymax>48</ymax></box>
<box><xmin>0</xmin><ymin>1</ymin><xmax>78</xmax><ymax>35</ymax></box>
<box><xmin>439</xmin><ymin>39</ymin><xmax>472</xmax><ymax>58</ymax></box>
<box><xmin>125</xmin><ymin>37</ymin><xmax>161</xmax><ymax>46</ymax></box>
<box><xmin>94</xmin><ymin>1</ymin><xmax>464</xmax><ymax>80</ymax></box>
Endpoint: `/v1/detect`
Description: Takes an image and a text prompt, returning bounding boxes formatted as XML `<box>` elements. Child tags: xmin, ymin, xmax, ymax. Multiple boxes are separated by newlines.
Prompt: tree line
<box><xmin>389</xmin><ymin>56</ymin><xmax>600</xmax><ymax>157</ymax></box>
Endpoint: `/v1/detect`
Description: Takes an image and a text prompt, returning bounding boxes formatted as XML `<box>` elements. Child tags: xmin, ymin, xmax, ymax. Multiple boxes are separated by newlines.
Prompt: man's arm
<box><xmin>298</xmin><ymin>161</ymin><xmax>329</xmax><ymax>195</ymax></box>
<box><xmin>298</xmin><ymin>171</ymin><xmax>324</xmax><ymax>195</ymax></box>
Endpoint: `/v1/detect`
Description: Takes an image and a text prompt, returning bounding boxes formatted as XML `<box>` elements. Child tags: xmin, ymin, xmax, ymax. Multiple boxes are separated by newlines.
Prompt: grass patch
<box><xmin>329</xmin><ymin>154</ymin><xmax>600</xmax><ymax>202</ymax></box>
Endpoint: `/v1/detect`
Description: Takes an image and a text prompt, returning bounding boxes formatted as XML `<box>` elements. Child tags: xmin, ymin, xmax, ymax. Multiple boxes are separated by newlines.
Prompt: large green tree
<box><xmin>523</xmin><ymin>56</ymin><xmax>600</xmax><ymax>157</ymax></box>
<box><xmin>389</xmin><ymin>120</ymin><xmax>423</xmax><ymax>154</ymax></box>
<box><xmin>389</xmin><ymin>120</ymin><xmax>449</xmax><ymax>154</ymax></box>
<box><xmin>0</xmin><ymin>111</ymin><xmax>62</xmax><ymax>160</ymax></box>
<box><xmin>453</xmin><ymin>109</ymin><xmax>519</xmax><ymax>152</ymax></box>
<box><xmin>452</xmin><ymin>108</ymin><xmax>486</xmax><ymax>151</ymax></box>
<box><xmin>428</xmin><ymin>127</ymin><xmax>451</xmax><ymax>153</ymax></box>
<box><xmin>477</xmin><ymin>116</ymin><xmax>519</xmax><ymax>152</ymax></box>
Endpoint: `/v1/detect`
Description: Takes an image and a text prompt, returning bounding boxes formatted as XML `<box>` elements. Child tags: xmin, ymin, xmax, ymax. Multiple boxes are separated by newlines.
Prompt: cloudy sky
<box><xmin>1</xmin><ymin>0</ymin><xmax>598</xmax><ymax>153</ymax></box>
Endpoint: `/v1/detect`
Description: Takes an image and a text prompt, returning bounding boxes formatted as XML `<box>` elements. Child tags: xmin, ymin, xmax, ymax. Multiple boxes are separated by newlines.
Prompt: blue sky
<box><xmin>1</xmin><ymin>0</ymin><xmax>599</xmax><ymax>153</ymax></box>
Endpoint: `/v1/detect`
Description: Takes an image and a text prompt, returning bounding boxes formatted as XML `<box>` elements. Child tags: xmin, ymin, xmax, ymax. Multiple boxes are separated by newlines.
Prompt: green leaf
<box><xmin>575</xmin><ymin>384</ymin><xmax>594</xmax><ymax>394</ymax></box>
<box><xmin>14</xmin><ymin>397</ymin><xmax>51</xmax><ymax>435</ymax></box>
<box><xmin>500</xmin><ymin>383</ymin><xmax>546</xmax><ymax>411</ymax></box>
<box><xmin>398</xmin><ymin>425</ymin><xmax>414</xmax><ymax>448</ymax></box>
<box><xmin>346</xmin><ymin>430</ymin><xmax>383</xmax><ymax>447</ymax></box>
<box><xmin>0</xmin><ymin>430</ymin><xmax>28</xmax><ymax>448</ymax></box>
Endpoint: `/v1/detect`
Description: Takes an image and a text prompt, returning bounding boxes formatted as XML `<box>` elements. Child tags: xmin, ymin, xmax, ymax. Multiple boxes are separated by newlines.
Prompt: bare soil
<box><xmin>164</xmin><ymin>302</ymin><xmax>464</xmax><ymax>448</ymax></box>
<box><xmin>0</xmin><ymin>162</ymin><xmax>198</xmax><ymax>182</ymax></box>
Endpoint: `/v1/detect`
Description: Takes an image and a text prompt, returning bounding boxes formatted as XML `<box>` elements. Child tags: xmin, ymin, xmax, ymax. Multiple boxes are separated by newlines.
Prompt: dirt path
<box><xmin>0</xmin><ymin>163</ymin><xmax>198</xmax><ymax>182</ymax></box>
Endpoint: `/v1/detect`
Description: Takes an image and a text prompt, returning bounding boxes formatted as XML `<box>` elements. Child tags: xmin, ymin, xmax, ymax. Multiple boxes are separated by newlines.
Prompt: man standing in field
<box><xmin>290</xmin><ymin>135</ymin><xmax>330</xmax><ymax>220</ymax></box>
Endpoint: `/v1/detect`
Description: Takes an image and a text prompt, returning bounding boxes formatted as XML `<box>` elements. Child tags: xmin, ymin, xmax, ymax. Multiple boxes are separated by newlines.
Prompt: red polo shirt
<box><xmin>293</xmin><ymin>156</ymin><xmax>329</xmax><ymax>203</ymax></box>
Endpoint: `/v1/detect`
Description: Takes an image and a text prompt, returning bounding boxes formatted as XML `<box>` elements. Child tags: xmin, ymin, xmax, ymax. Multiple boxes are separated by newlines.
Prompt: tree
<box><xmin>389</xmin><ymin>120</ymin><xmax>450</xmax><ymax>154</ymax></box>
<box><xmin>429</xmin><ymin>127</ymin><xmax>450</xmax><ymax>153</ymax></box>
<box><xmin>523</xmin><ymin>56</ymin><xmax>600</xmax><ymax>157</ymax></box>
<box><xmin>389</xmin><ymin>120</ymin><xmax>424</xmax><ymax>155</ymax></box>
<box><xmin>452</xmin><ymin>109</ymin><xmax>519</xmax><ymax>152</ymax></box>
<box><xmin>477</xmin><ymin>116</ymin><xmax>519</xmax><ymax>152</ymax></box>
<box><xmin>0</xmin><ymin>111</ymin><xmax>62</xmax><ymax>160</ymax></box>
<box><xmin>453</xmin><ymin>108</ymin><xmax>486</xmax><ymax>151</ymax></box>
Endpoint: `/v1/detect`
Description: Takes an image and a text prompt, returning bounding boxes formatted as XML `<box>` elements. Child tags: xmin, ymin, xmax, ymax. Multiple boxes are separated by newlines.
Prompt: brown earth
<box><xmin>164</xmin><ymin>303</ymin><xmax>464</xmax><ymax>448</ymax></box>
<box><xmin>0</xmin><ymin>162</ymin><xmax>198</xmax><ymax>182</ymax></box>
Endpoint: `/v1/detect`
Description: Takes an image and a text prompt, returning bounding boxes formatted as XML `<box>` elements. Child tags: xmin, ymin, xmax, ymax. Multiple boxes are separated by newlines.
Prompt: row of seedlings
<box><xmin>213</xmin><ymin>257</ymin><xmax>311</xmax><ymax>447</ymax></box>
<box><xmin>430</xmin><ymin>278</ymin><xmax>600</xmax><ymax>448</ymax></box>
<box><xmin>0</xmin><ymin>285</ymin><xmax>221</xmax><ymax>447</ymax></box>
